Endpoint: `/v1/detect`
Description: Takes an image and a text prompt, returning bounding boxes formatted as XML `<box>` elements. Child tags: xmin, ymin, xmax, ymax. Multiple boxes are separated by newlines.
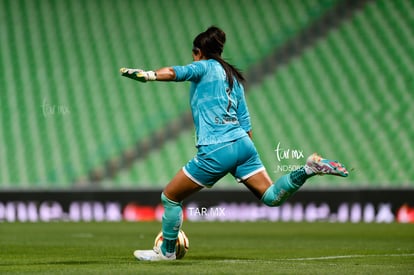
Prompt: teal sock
<box><xmin>261</xmin><ymin>173</ymin><xmax>302</xmax><ymax>207</ymax></box>
<box><xmin>162</xmin><ymin>239</ymin><xmax>176</xmax><ymax>255</ymax></box>
<box><xmin>160</xmin><ymin>193</ymin><xmax>182</xmax><ymax>255</ymax></box>
<box><xmin>290</xmin><ymin>167</ymin><xmax>313</xmax><ymax>185</ymax></box>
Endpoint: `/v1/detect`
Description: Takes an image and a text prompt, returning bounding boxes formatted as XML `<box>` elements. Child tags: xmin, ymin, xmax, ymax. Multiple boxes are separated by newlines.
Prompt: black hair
<box><xmin>193</xmin><ymin>26</ymin><xmax>245</xmax><ymax>90</ymax></box>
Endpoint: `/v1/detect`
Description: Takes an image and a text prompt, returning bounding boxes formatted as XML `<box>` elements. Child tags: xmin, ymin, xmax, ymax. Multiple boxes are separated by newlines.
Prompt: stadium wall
<box><xmin>1</xmin><ymin>189</ymin><xmax>413</xmax><ymax>223</ymax></box>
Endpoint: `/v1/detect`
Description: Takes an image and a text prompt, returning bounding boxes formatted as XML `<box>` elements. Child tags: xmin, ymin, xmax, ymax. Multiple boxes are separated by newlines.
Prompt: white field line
<box><xmin>219</xmin><ymin>253</ymin><xmax>414</xmax><ymax>263</ymax></box>
<box><xmin>286</xmin><ymin>253</ymin><xmax>414</xmax><ymax>261</ymax></box>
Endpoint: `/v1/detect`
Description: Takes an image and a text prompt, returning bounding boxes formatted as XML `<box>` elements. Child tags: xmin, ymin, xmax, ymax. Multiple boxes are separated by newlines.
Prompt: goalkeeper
<box><xmin>121</xmin><ymin>26</ymin><xmax>349</xmax><ymax>261</ymax></box>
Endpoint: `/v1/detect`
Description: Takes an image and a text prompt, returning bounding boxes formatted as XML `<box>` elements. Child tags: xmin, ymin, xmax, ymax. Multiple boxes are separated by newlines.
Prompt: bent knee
<box><xmin>161</xmin><ymin>192</ymin><xmax>182</xmax><ymax>207</ymax></box>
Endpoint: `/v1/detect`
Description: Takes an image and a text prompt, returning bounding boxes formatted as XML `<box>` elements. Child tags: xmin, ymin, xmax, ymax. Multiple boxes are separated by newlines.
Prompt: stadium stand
<box><xmin>111</xmin><ymin>0</ymin><xmax>414</xmax><ymax>189</ymax></box>
<box><xmin>0</xmin><ymin>0</ymin><xmax>412</xmax><ymax>189</ymax></box>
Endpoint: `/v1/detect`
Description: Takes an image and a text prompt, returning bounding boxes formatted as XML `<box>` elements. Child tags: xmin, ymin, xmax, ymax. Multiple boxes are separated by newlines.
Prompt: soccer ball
<box><xmin>154</xmin><ymin>230</ymin><xmax>189</xmax><ymax>259</ymax></box>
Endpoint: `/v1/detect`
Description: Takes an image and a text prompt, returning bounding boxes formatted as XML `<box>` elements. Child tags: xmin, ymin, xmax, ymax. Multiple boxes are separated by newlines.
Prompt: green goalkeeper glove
<box><xmin>120</xmin><ymin>68</ymin><xmax>157</xmax><ymax>82</ymax></box>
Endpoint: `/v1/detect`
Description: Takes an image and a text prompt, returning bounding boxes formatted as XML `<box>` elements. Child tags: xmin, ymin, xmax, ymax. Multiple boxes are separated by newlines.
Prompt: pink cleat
<box><xmin>306</xmin><ymin>153</ymin><xmax>349</xmax><ymax>177</ymax></box>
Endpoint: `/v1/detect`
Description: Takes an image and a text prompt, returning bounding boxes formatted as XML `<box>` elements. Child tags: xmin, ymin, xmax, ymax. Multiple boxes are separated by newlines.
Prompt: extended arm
<box><xmin>154</xmin><ymin>67</ymin><xmax>176</xmax><ymax>81</ymax></box>
<box><xmin>120</xmin><ymin>67</ymin><xmax>176</xmax><ymax>82</ymax></box>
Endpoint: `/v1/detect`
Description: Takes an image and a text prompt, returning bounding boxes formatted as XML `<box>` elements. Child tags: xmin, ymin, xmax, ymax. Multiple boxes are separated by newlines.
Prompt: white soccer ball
<box><xmin>154</xmin><ymin>230</ymin><xmax>189</xmax><ymax>259</ymax></box>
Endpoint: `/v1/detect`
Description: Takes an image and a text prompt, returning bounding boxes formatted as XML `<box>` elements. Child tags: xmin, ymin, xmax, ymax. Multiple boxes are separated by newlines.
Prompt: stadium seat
<box><xmin>1</xmin><ymin>0</ymin><xmax>412</xmax><ymax>189</ymax></box>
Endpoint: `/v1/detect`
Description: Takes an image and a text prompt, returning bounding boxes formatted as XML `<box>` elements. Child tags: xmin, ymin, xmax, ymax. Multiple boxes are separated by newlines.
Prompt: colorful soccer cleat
<box><xmin>306</xmin><ymin>153</ymin><xmax>349</xmax><ymax>177</ymax></box>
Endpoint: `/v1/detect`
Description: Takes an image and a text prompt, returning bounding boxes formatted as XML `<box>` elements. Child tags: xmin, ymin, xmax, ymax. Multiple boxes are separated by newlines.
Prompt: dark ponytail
<box><xmin>193</xmin><ymin>26</ymin><xmax>245</xmax><ymax>90</ymax></box>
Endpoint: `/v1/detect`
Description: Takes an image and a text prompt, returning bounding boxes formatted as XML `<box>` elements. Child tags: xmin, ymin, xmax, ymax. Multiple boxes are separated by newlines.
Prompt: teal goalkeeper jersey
<box><xmin>173</xmin><ymin>59</ymin><xmax>251</xmax><ymax>146</ymax></box>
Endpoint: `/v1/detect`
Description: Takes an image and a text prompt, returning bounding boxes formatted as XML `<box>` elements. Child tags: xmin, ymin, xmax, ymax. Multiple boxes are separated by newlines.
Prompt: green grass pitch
<box><xmin>1</xmin><ymin>222</ymin><xmax>413</xmax><ymax>274</ymax></box>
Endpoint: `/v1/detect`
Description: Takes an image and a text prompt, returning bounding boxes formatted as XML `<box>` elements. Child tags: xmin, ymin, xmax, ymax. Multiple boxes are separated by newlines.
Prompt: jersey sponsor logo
<box><xmin>214</xmin><ymin>115</ymin><xmax>238</xmax><ymax>125</ymax></box>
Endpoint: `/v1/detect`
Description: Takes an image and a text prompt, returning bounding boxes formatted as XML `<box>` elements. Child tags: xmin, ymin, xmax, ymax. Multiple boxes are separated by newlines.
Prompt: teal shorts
<box><xmin>183</xmin><ymin>136</ymin><xmax>265</xmax><ymax>188</ymax></box>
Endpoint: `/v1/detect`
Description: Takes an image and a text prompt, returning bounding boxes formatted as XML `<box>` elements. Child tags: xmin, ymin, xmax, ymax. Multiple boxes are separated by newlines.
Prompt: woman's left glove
<box><xmin>120</xmin><ymin>68</ymin><xmax>156</xmax><ymax>82</ymax></box>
